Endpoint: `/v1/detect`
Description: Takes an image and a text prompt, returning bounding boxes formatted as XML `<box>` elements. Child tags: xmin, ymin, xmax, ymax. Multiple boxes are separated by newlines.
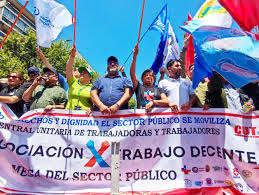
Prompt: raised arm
<box><xmin>22</xmin><ymin>77</ymin><xmax>41</xmax><ymax>101</ymax></box>
<box><xmin>36</xmin><ymin>47</ymin><xmax>52</xmax><ymax>68</ymax></box>
<box><xmin>130</xmin><ymin>45</ymin><xmax>139</xmax><ymax>89</ymax></box>
<box><xmin>180</xmin><ymin>35</ymin><xmax>190</xmax><ymax>78</ymax></box>
<box><xmin>66</xmin><ymin>47</ymin><xmax>77</xmax><ymax>82</ymax></box>
<box><xmin>119</xmin><ymin>66</ymin><xmax>127</xmax><ymax>77</ymax></box>
<box><xmin>158</xmin><ymin>67</ymin><xmax>168</xmax><ymax>83</ymax></box>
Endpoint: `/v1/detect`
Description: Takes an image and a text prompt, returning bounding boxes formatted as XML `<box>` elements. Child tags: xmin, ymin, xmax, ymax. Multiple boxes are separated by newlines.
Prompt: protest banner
<box><xmin>0</xmin><ymin>103</ymin><xmax>258</xmax><ymax>194</ymax></box>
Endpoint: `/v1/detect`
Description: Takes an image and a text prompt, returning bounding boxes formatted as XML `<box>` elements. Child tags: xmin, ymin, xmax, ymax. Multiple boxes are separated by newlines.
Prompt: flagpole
<box><xmin>0</xmin><ymin>1</ymin><xmax>29</xmax><ymax>49</ymax></box>
<box><xmin>137</xmin><ymin>0</ymin><xmax>146</xmax><ymax>45</ymax></box>
<box><xmin>123</xmin><ymin>29</ymin><xmax>149</xmax><ymax>65</ymax></box>
<box><xmin>73</xmin><ymin>0</ymin><xmax>77</xmax><ymax>47</ymax></box>
<box><xmin>123</xmin><ymin>4</ymin><xmax>167</xmax><ymax>65</ymax></box>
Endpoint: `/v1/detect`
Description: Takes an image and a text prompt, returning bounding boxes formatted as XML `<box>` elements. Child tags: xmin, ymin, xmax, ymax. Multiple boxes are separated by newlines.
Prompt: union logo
<box><xmin>84</xmin><ymin>140</ymin><xmax>110</xmax><ymax>168</ymax></box>
<box><xmin>242</xmin><ymin>170</ymin><xmax>252</xmax><ymax>178</ymax></box>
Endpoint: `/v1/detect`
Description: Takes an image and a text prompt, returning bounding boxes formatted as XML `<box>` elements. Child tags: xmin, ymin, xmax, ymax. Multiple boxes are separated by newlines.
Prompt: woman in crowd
<box><xmin>0</xmin><ymin>72</ymin><xmax>25</xmax><ymax>117</ymax></box>
<box><xmin>65</xmin><ymin>47</ymin><xmax>93</xmax><ymax>113</ymax></box>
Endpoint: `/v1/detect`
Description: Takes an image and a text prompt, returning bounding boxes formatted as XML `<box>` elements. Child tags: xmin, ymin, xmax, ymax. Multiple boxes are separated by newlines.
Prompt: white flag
<box><xmin>33</xmin><ymin>0</ymin><xmax>73</xmax><ymax>48</ymax></box>
<box><xmin>163</xmin><ymin>21</ymin><xmax>180</xmax><ymax>66</ymax></box>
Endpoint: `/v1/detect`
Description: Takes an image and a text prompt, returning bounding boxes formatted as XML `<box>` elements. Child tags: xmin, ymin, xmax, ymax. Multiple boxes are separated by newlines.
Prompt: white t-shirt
<box><xmin>224</xmin><ymin>83</ymin><xmax>242</xmax><ymax>110</ymax></box>
<box><xmin>158</xmin><ymin>77</ymin><xmax>195</xmax><ymax>107</ymax></box>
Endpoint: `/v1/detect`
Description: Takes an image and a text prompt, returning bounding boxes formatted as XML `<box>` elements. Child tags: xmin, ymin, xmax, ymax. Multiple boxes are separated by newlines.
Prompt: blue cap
<box><xmin>28</xmin><ymin>66</ymin><xmax>41</xmax><ymax>75</ymax></box>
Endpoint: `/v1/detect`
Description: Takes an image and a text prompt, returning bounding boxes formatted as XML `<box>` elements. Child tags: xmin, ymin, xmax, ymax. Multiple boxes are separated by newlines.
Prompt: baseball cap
<box><xmin>28</xmin><ymin>66</ymin><xmax>41</xmax><ymax>76</ymax></box>
<box><xmin>107</xmin><ymin>56</ymin><xmax>118</xmax><ymax>64</ymax></box>
<box><xmin>43</xmin><ymin>67</ymin><xmax>58</xmax><ymax>76</ymax></box>
<box><xmin>78</xmin><ymin>66</ymin><xmax>93</xmax><ymax>77</ymax></box>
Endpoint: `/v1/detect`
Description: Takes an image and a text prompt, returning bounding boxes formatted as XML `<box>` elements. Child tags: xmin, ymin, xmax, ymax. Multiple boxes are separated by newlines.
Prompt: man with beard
<box><xmin>158</xmin><ymin>59</ymin><xmax>196</xmax><ymax>111</ymax></box>
<box><xmin>22</xmin><ymin>67</ymin><xmax>67</xmax><ymax>111</ymax></box>
<box><xmin>91</xmin><ymin>56</ymin><xmax>133</xmax><ymax>114</ymax></box>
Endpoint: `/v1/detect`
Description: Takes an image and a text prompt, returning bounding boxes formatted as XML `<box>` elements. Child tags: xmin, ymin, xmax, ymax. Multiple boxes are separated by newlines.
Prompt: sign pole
<box><xmin>111</xmin><ymin>142</ymin><xmax>120</xmax><ymax>194</ymax></box>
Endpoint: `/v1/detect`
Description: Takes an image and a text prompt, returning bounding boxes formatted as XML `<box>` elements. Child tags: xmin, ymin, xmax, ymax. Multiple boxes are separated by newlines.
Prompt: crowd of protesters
<box><xmin>0</xmin><ymin>41</ymin><xmax>258</xmax><ymax>118</ymax></box>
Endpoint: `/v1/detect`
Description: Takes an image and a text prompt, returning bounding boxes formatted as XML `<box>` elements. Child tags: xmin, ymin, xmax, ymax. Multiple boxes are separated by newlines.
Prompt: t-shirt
<box><xmin>30</xmin><ymin>84</ymin><xmax>67</xmax><ymax>110</ymax></box>
<box><xmin>224</xmin><ymin>83</ymin><xmax>242</xmax><ymax>110</ymax></box>
<box><xmin>135</xmin><ymin>82</ymin><xmax>165</xmax><ymax>109</ymax></box>
<box><xmin>58</xmin><ymin>73</ymin><xmax>69</xmax><ymax>92</ymax></box>
<box><xmin>0</xmin><ymin>84</ymin><xmax>26</xmax><ymax>117</ymax></box>
<box><xmin>91</xmin><ymin>74</ymin><xmax>133</xmax><ymax>110</ymax></box>
<box><xmin>66</xmin><ymin>76</ymin><xmax>92</xmax><ymax>110</ymax></box>
<box><xmin>0</xmin><ymin>82</ymin><xmax>4</xmax><ymax>92</ymax></box>
<box><xmin>158</xmin><ymin>77</ymin><xmax>195</xmax><ymax>107</ymax></box>
<box><xmin>19</xmin><ymin>80</ymin><xmax>34</xmax><ymax>112</ymax></box>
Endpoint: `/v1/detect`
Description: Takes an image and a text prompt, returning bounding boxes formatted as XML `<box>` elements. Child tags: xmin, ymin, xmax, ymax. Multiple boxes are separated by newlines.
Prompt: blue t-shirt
<box><xmin>91</xmin><ymin>74</ymin><xmax>133</xmax><ymax>110</ymax></box>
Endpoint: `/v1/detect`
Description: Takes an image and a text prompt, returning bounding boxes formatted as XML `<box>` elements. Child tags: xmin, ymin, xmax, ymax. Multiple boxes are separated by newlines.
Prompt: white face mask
<box><xmin>109</xmin><ymin>67</ymin><xmax>118</xmax><ymax>73</ymax></box>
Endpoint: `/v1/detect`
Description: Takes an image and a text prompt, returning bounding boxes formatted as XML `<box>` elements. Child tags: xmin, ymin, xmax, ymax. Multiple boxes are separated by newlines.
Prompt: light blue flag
<box><xmin>181</xmin><ymin>24</ymin><xmax>259</xmax><ymax>89</ymax></box>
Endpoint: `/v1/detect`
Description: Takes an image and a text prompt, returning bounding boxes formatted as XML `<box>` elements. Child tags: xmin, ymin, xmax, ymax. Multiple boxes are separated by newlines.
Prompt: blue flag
<box><xmin>149</xmin><ymin>5</ymin><xmax>168</xmax><ymax>35</ymax></box>
<box><xmin>149</xmin><ymin>5</ymin><xmax>179</xmax><ymax>74</ymax></box>
<box><xmin>149</xmin><ymin>5</ymin><xmax>168</xmax><ymax>74</ymax></box>
<box><xmin>181</xmin><ymin>23</ymin><xmax>259</xmax><ymax>89</ymax></box>
<box><xmin>192</xmin><ymin>40</ymin><xmax>213</xmax><ymax>89</ymax></box>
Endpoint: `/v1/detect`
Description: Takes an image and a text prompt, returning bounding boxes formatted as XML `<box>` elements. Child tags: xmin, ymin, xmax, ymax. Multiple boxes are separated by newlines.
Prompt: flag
<box><xmin>149</xmin><ymin>5</ymin><xmax>168</xmax><ymax>74</ymax></box>
<box><xmin>33</xmin><ymin>0</ymin><xmax>73</xmax><ymax>48</ymax></box>
<box><xmin>185</xmin><ymin>13</ymin><xmax>195</xmax><ymax>78</ymax></box>
<box><xmin>149</xmin><ymin>5</ymin><xmax>179</xmax><ymax>74</ymax></box>
<box><xmin>148</xmin><ymin>5</ymin><xmax>168</xmax><ymax>35</ymax></box>
<box><xmin>181</xmin><ymin>24</ymin><xmax>259</xmax><ymax>89</ymax></box>
<box><xmin>193</xmin><ymin>0</ymin><xmax>232</xmax><ymax>28</ymax></box>
<box><xmin>218</xmin><ymin>0</ymin><xmax>259</xmax><ymax>32</ymax></box>
<box><xmin>192</xmin><ymin>39</ymin><xmax>213</xmax><ymax>89</ymax></box>
<box><xmin>162</xmin><ymin>22</ymin><xmax>180</xmax><ymax>68</ymax></box>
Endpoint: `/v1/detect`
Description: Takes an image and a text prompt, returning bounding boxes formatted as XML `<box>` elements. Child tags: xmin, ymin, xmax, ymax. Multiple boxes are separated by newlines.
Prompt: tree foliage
<box><xmin>0</xmin><ymin>29</ymin><xmax>98</xmax><ymax>82</ymax></box>
<box><xmin>128</xmin><ymin>97</ymin><xmax>136</xmax><ymax>109</ymax></box>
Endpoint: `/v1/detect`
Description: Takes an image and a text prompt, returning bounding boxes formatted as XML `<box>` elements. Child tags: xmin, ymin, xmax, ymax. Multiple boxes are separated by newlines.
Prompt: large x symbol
<box><xmin>84</xmin><ymin>140</ymin><xmax>110</xmax><ymax>168</ymax></box>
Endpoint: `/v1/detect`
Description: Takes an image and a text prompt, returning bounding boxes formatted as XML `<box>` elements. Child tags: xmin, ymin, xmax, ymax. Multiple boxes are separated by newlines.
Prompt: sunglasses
<box><xmin>8</xmin><ymin>75</ymin><xmax>20</xmax><ymax>79</ymax></box>
<box><xmin>108</xmin><ymin>61</ymin><xmax>118</xmax><ymax>65</ymax></box>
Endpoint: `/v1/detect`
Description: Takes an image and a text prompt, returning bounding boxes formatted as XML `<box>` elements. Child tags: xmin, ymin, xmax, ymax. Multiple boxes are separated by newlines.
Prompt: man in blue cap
<box><xmin>19</xmin><ymin>66</ymin><xmax>41</xmax><ymax>112</ymax></box>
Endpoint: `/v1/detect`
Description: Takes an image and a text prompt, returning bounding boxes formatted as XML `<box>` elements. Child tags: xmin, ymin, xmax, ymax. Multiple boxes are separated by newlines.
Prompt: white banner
<box><xmin>0</xmin><ymin>103</ymin><xmax>258</xmax><ymax>194</ymax></box>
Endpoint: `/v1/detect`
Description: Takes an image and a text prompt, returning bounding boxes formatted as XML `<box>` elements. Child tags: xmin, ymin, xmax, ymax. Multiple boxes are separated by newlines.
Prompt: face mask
<box><xmin>109</xmin><ymin>67</ymin><xmax>118</xmax><ymax>72</ymax></box>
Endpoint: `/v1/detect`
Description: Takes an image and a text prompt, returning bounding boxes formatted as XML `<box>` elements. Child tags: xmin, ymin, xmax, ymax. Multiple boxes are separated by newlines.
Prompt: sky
<box><xmin>19</xmin><ymin>0</ymin><xmax>204</xmax><ymax>79</ymax></box>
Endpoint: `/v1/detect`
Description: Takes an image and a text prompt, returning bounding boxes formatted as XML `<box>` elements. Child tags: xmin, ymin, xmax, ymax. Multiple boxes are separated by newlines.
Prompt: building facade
<box><xmin>0</xmin><ymin>0</ymin><xmax>35</xmax><ymax>39</ymax></box>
